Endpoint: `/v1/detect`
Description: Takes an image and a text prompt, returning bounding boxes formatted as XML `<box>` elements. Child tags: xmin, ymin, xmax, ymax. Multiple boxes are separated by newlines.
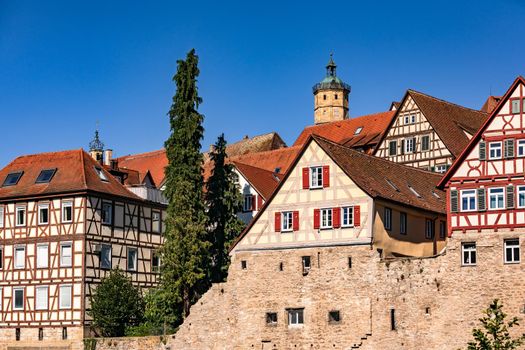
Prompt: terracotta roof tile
<box><xmin>117</xmin><ymin>149</ymin><xmax>168</xmax><ymax>188</ymax></box>
<box><xmin>233</xmin><ymin>161</ymin><xmax>283</xmax><ymax>199</ymax></box>
<box><xmin>206</xmin><ymin>132</ymin><xmax>286</xmax><ymax>159</ymax></box>
<box><xmin>228</xmin><ymin>146</ymin><xmax>301</xmax><ymax>174</ymax></box>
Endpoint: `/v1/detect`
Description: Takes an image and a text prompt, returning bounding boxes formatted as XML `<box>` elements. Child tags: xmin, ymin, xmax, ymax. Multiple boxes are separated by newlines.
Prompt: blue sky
<box><xmin>1</xmin><ymin>0</ymin><xmax>524</xmax><ymax>167</ymax></box>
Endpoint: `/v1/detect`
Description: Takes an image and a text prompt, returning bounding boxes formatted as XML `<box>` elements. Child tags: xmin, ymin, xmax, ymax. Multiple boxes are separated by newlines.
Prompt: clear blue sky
<box><xmin>1</xmin><ymin>0</ymin><xmax>524</xmax><ymax>167</ymax></box>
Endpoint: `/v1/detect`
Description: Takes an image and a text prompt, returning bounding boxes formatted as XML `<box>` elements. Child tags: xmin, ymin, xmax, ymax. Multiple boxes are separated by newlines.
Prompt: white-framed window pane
<box><xmin>321</xmin><ymin>209</ymin><xmax>332</xmax><ymax>228</ymax></box>
<box><xmin>102</xmin><ymin>203</ymin><xmax>112</xmax><ymax>224</ymax></box>
<box><xmin>462</xmin><ymin>243</ymin><xmax>476</xmax><ymax>266</ymax></box>
<box><xmin>288</xmin><ymin>309</ymin><xmax>304</xmax><ymax>325</ymax></box>
<box><xmin>37</xmin><ymin>244</ymin><xmax>49</xmax><ymax>268</ymax></box>
<box><xmin>310</xmin><ymin>167</ymin><xmax>323</xmax><ymax>188</ymax></box>
<box><xmin>489</xmin><ymin>142</ymin><xmax>502</xmax><ymax>159</ymax></box>
<box><xmin>13</xmin><ymin>288</ymin><xmax>24</xmax><ymax>310</ymax></box>
<box><xmin>127</xmin><ymin>248</ymin><xmax>137</xmax><ymax>271</ymax></box>
<box><xmin>14</xmin><ymin>246</ymin><xmax>25</xmax><ymax>269</ymax></box>
<box><xmin>0</xmin><ymin>206</ymin><xmax>4</xmax><ymax>228</ymax></box>
<box><xmin>35</xmin><ymin>286</ymin><xmax>48</xmax><ymax>310</ymax></box>
<box><xmin>59</xmin><ymin>285</ymin><xmax>72</xmax><ymax>309</ymax></box>
<box><xmin>16</xmin><ymin>206</ymin><xmax>26</xmax><ymax>226</ymax></box>
<box><xmin>281</xmin><ymin>212</ymin><xmax>293</xmax><ymax>232</ymax></box>
<box><xmin>62</xmin><ymin>201</ymin><xmax>73</xmax><ymax>223</ymax></box>
<box><xmin>405</xmin><ymin>138</ymin><xmax>415</xmax><ymax>153</ymax></box>
<box><xmin>61</xmin><ymin>243</ymin><xmax>72</xmax><ymax>267</ymax></box>
<box><xmin>461</xmin><ymin>190</ymin><xmax>477</xmax><ymax>211</ymax></box>
<box><xmin>511</xmin><ymin>99</ymin><xmax>520</xmax><ymax>114</ymax></box>
<box><xmin>504</xmin><ymin>239</ymin><xmax>520</xmax><ymax>264</ymax></box>
<box><xmin>518</xmin><ymin>186</ymin><xmax>525</xmax><ymax>208</ymax></box>
<box><xmin>342</xmin><ymin>207</ymin><xmax>353</xmax><ymax>227</ymax></box>
<box><xmin>518</xmin><ymin>140</ymin><xmax>525</xmax><ymax>157</ymax></box>
<box><xmin>38</xmin><ymin>204</ymin><xmax>49</xmax><ymax>225</ymax></box>
<box><xmin>100</xmin><ymin>245</ymin><xmax>112</xmax><ymax>269</ymax></box>
<box><xmin>489</xmin><ymin>188</ymin><xmax>505</xmax><ymax>210</ymax></box>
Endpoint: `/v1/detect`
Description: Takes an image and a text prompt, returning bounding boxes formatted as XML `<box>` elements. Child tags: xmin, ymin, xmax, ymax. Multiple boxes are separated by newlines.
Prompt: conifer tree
<box><xmin>205</xmin><ymin>134</ymin><xmax>245</xmax><ymax>283</ymax></box>
<box><xmin>156</xmin><ymin>49</ymin><xmax>209</xmax><ymax>325</ymax></box>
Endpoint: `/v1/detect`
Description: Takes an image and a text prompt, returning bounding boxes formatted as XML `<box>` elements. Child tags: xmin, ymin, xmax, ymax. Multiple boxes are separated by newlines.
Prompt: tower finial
<box><xmin>326</xmin><ymin>53</ymin><xmax>337</xmax><ymax>77</ymax></box>
<box><xmin>89</xmin><ymin>127</ymin><xmax>104</xmax><ymax>152</ymax></box>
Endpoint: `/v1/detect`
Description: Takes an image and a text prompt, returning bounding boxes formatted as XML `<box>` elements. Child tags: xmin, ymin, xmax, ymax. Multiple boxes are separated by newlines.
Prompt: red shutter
<box><xmin>274</xmin><ymin>212</ymin><xmax>281</xmax><ymax>232</ymax></box>
<box><xmin>313</xmin><ymin>209</ymin><xmax>320</xmax><ymax>229</ymax></box>
<box><xmin>323</xmin><ymin>165</ymin><xmax>330</xmax><ymax>188</ymax></box>
<box><xmin>257</xmin><ymin>195</ymin><xmax>263</xmax><ymax>210</ymax></box>
<box><xmin>333</xmin><ymin>207</ymin><xmax>341</xmax><ymax>228</ymax></box>
<box><xmin>251</xmin><ymin>195</ymin><xmax>256</xmax><ymax>211</ymax></box>
<box><xmin>302</xmin><ymin>168</ymin><xmax>310</xmax><ymax>189</ymax></box>
<box><xmin>354</xmin><ymin>206</ymin><xmax>361</xmax><ymax>227</ymax></box>
<box><xmin>293</xmin><ymin>211</ymin><xmax>299</xmax><ymax>231</ymax></box>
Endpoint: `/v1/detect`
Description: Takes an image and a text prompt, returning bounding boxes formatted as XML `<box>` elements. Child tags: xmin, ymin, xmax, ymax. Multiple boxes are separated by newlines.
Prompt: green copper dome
<box><xmin>312</xmin><ymin>54</ymin><xmax>351</xmax><ymax>94</ymax></box>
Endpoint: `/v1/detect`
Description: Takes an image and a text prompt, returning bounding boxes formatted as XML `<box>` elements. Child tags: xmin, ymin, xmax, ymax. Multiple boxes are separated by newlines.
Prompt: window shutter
<box><xmin>507</xmin><ymin>185</ymin><xmax>515</xmax><ymax>209</ymax></box>
<box><xmin>400</xmin><ymin>140</ymin><xmax>405</xmax><ymax>155</ymax></box>
<box><xmin>479</xmin><ymin>141</ymin><xmax>486</xmax><ymax>160</ymax></box>
<box><xmin>257</xmin><ymin>195</ymin><xmax>263</xmax><ymax>210</ymax></box>
<box><xmin>412</xmin><ymin>137</ymin><xmax>417</xmax><ymax>152</ymax></box>
<box><xmin>293</xmin><ymin>211</ymin><xmax>299</xmax><ymax>231</ymax></box>
<box><xmin>477</xmin><ymin>188</ymin><xmax>486</xmax><ymax>211</ymax></box>
<box><xmin>313</xmin><ymin>209</ymin><xmax>320</xmax><ymax>229</ymax></box>
<box><xmin>251</xmin><ymin>195</ymin><xmax>256</xmax><ymax>211</ymax></box>
<box><xmin>302</xmin><ymin>168</ymin><xmax>309</xmax><ymax>189</ymax></box>
<box><xmin>333</xmin><ymin>207</ymin><xmax>341</xmax><ymax>228</ymax></box>
<box><xmin>322</xmin><ymin>165</ymin><xmax>330</xmax><ymax>188</ymax></box>
<box><xmin>354</xmin><ymin>206</ymin><xmax>361</xmax><ymax>227</ymax></box>
<box><xmin>505</xmin><ymin>139</ymin><xmax>515</xmax><ymax>159</ymax></box>
<box><xmin>274</xmin><ymin>212</ymin><xmax>281</xmax><ymax>232</ymax></box>
<box><xmin>450</xmin><ymin>190</ymin><xmax>458</xmax><ymax>213</ymax></box>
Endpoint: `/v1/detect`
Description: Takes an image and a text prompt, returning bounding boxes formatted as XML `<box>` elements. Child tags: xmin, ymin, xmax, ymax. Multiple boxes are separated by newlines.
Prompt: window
<box><xmin>102</xmin><ymin>202</ymin><xmax>112</xmax><ymax>225</ymax></box>
<box><xmin>288</xmin><ymin>308</ymin><xmax>304</xmax><ymax>325</ymax></box>
<box><xmin>60</xmin><ymin>243</ymin><xmax>72</xmax><ymax>267</ymax></box>
<box><xmin>243</xmin><ymin>195</ymin><xmax>253</xmax><ymax>212</ymax></box>
<box><xmin>38</xmin><ymin>328</ymin><xmax>43</xmax><ymax>341</ymax></box>
<box><xmin>489</xmin><ymin>142</ymin><xmax>502</xmax><ymax>159</ymax></box>
<box><xmin>2</xmin><ymin>172</ymin><xmax>23</xmax><ymax>187</ymax></box>
<box><xmin>511</xmin><ymin>99</ymin><xmax>521</xmax><ymax>114</ymax></box>
<box><xmin>152</xmin><ymin>251</ymin><xmax>160</xmax><ymax>272</ymax></box>
<box><xmin>461</xmin><ymin>189</ymin><xmax>477</xmax><ymax>212</ymax></box>
<box><xmin>16</xmin><ymin>206</ymin><xmax>26</xmax><ymax>226</ymax></box>
<box><xmin>62</xmin><ymin>327</ymin><xmax>67</xmax><ymax>340</ymax></box>
<box><xmin>241</xmin><ymin>260</ymin><xmax>247</xmax><ymax>269</ymax></box>
<box><xmin>302</xmin><ymin>256</ymin><xmax>311</xmax><ymax>275</ymax></box>
<box><xmin>404</xmin><ymin>114</ymin><xmax>416</xmax><ymax>124</ymax></box>
<box><xmin>323</xmin><ymin>94</ymin><xmax>326</xmax><ymax>100</ymax></box>
<box><xmin>384</xmin><ymin>207</ymin><xmax>392</xmax><ymax>231</ymax></box>
<box><xmin>0</xmin><ymin>205</ymin><xmax>3</xmax><ymax>228</ymax></box>
<box><xmin>100</xmin><ymin>244</ymin><xmax>111</xmax><ymax>269</ymax></box>
<box><xmin>310</xmin><ymin>166</ymin><xmax>323</xmax><ymax>188</ymax></box>
<box><xmin>127</xmin><ymin>247</ymin><xmax>138</xmax><ymax>271</ymax></box>
<box><xmin>37</xmin><ymin>244</ymin><xmax>49</xmax><ymax>268</ymax></box>
<box><xmin>388</xmin><ymin>141</ymin><xmax>397</xmax><ymax>156</ymax></box>
<box><xmin>14</xmin><ymin>246</ymin><xmax>25</xmax><ymax>269</ymax></box>
<box><xmin>354</xmin><ymin>127</ymin><xmax>363</xmax><ymax>135</ymax></box>
<box><xmin>152</xmin><ymin>211</ymin><xmax>161</xmax><ymax>233</ymax></box>
<box><xmin>0</xmin><ymin>248</ymin><xmax>3</xmax><ymax>269</ymax></box>
<box><xmin>390</xmin><ymin>309</ymin><xmax>396</xmax><ymax>331</ymax></box>
<box><xmin>421</xmin><ymin>135</ymin><xmax>430</xmax><ymax>151</ymax></box>
<box><xmin>38</xmin><ymin>204</ymin><xmax>49</xmax><ymax>225</ymax></box>
<box><xmin>405</xmin><ymin>138</ymin><xmax>415</xmax><ymax>153</ymax></box>
<box><xmin>62</xmin><ymin>201</ymin><xmax>73</xmax><ymax>223</ymax></box>
<box><xmin>94</xmin><ymin>167</ymin><xmax>108</xmax><ymax>181</ymax></box>
<box><xmin>35</xmin><ymin>286</ymin><xmax>48</xmax><ymax>310</ymax></box>
<box><xmin>462</xmin><ymin>243</ymin><xmax>476</xmax><ymax>266</ymax></box>
<box><xmin>341</xmin><ymin>207</ymin><xmax>353</xmax><ymax>227</ymax></box>
<box><xmin>518</xmin><ymin>186</ymin><xmax>525</xmax><ymax>208</ymax></box>
<box><xmin>400</xmin><ymin>212</ymin><xmax>407</xmax><ymax>235</ymax></box>
<box><xmin>518</xmin><ymin>140</ymin><xmax>525</xmax><ymax>157</ymax></box>
<box><xmin>59</xmin><ymin>285</ymin><xmax>72</xmax><ymax>309</ymax></box>
<box><xmin>281</xmin><ymin>211</ymin><xmax>293</xmax><ymax>232</ymax></box>
<box><xmin>348</xmin><ymin>257</ymin><xmax>352</xmax><ymax>268</ymax></box>
<box><xmin>13</xmin><ymin>288</ymin><xmax>24</xmax><ymax>310</ymax></box>
<box><xmin>328</xmin><ymin>310</ymin><xmax>341</xmax><ymax>324</ymax></box>
<box><xmin>425</xmin><ymin>219</ymin><xmax>434</xmax><ymax>239</ymax></box>
<box><xmin>504</xmin><ymin>239</ymin><xmax>520</xmax><ymax>264</ymax></box>
<box><xmin>35</xmin><ymin>169</ymin><xmax>56</xmax><ymax>183</ymax></box>
<box><xmin>266</xmin><ymin>312</ymin><xmax>278</xmax><ymax>325</ymax></box>
<box><xmin>16</xmin><ymin>328</ymin><xmax>20</xmax><ymax>341</ymax></box>
<box><xmin>488</xmin><ymin>187</ymin><xmax>505</xmax><ymax>210</ymax></box>
<box><xmin>320</xmin><ymin>208</ymin><xmax>333</xmax><ymax>229</ymax></box>
<box><xmin>435</xmin><ymin>164</ymin><xmax>448</xmax><ymax>174</ymax></box>
<box><xmin>334</xmin><ymin>94</ymin><xmax>338</xmax><ymax>100</ymax></box>
<box><xmin>439</xmin><ymin>220</ymin><xmax>446</xmax><ymax>239</ymax></box>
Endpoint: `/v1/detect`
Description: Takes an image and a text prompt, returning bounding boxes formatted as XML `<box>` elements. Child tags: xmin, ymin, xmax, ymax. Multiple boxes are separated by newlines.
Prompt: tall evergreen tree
<box><xmin>156</xmin><ymin>49</ymin><xmax>209</xmax><ymax>326</ymax></box>
<box><xmin>205</xmin><ymin>134</ymin><xmax>245</xmax><ymax>283</ymax></box>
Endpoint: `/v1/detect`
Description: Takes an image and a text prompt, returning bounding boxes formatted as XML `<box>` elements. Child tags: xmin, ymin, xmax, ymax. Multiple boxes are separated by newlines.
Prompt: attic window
<box><xmin>35</xmin><ymin>169</ymin><xmax>57</xmax><ymax>184</ymax></box>
<box><xmin>2</xmin><ymin>172</ymin><xmax>23</xmax><ymax>187</ymax></box>
<box><xmin>408</xmin><ymin>185</ymin><xmax>422</xmax><ymax>198</ymax></box>
<box><xmin>354</xmin><ymin>127</ymin><xmax>363</xmax><ymax>135</ymax></box>
<box><xmin>386</xmin><ymin>179</ymin><xmax>400</xmax><ymax>192</ymax></box>
<box><xmin>432</xmin><ymin>191</ymin><xmax>441</xmax><ymax>199</ymax></box>
<box><xmin>94</xmin><ymin>167</ymin><xmax>108</xmax><ymax>182</ymax></box>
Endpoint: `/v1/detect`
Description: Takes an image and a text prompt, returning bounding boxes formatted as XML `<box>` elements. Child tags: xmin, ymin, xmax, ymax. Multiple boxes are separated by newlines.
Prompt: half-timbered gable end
<box><xmin>374</xmin><ymin>90</ymin><xmax>488</xmax><ymax>173</ymax></box>
<box><xmin>0</xmin><ymin>149</ymin><xmax>166</xmax><ymax>346</ymax></box>
<box><xmin>232</xmin><ymin>135</ymin><xmax>446</xmax><ymax>258</ymax></box>
<box><xmin>440</xmin><ymin>76</ymin><xmax>525</xmax><ymax>235</ymax></box>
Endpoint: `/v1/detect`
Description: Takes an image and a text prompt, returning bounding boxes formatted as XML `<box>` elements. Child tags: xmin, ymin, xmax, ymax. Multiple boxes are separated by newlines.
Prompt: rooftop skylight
<box><xmin>408</xmin><ymin>185</ymin><xmax>422</xmax><ymax>198</ymax></box>
<box><xmin>35</xmin><ymin>168</ymin><xmax>57</xmax><ymax>184</ymax></box>
<box><xmin>386</xmin><ymin>179</ymin><xmax>400</xmax><ymax>192</ymax></box>
<box><xmin>354</xmin><ymin>127</ymin><xmax>363</xmax><ymax>135</ymax></box>
<box><xmin>2</xmin><ymin>171</ymin><xmax>23</xmax><ymax>187</ymax></box>
<box><xmin>94</xmin><ymin>167</ymin><xmax>108</xmax><ymax>182</ymax></box>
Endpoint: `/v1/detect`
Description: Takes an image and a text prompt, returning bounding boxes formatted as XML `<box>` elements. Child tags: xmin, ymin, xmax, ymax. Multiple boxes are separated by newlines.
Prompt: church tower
<box><xmin>312</xmin><ymin>54</ymin><xmax>351</xmax><ymax>124</ymax></box>
<box><xmin>89</xmin><ymin>129</ymin><xmax>105</xmax><ymax>163</ymax></box>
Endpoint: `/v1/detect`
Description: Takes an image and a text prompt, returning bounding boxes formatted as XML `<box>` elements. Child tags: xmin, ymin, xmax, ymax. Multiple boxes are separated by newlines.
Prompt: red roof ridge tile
<box><xmin>408</xmin><ymin>89</ymin><xmax>486</xmax><ymax>114</ymax></box>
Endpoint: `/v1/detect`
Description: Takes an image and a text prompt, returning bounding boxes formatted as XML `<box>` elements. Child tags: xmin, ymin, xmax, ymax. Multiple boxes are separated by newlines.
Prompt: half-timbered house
<box><xmin>0</xmin><ymin>149</ymin><xmax>166</xmax><ymax>348</ymax></box>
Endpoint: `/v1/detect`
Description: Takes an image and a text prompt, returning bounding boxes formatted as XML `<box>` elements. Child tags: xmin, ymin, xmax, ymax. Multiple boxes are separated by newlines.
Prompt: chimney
<box><xmin>104</xmin><ymin>149</ymin><xmax>113</xmax><ymax>166</ymax></box>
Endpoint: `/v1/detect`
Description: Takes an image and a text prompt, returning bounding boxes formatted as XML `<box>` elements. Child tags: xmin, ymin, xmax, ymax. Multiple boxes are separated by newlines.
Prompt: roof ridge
<box><xmin>117</xmin><ymin>148</ymin><xmax>166</xmax><ymax>160</ymax></box>
<box><xmin>408</xmin><ymin>89</ymin><xmax>487</xmax><ymax>115</ymax></box>
<box><xmin>233</xmin><ymin>160</ymin><xmax>278</xmax><ymax>174</ymax></box>
<box><xmin>79</xmin><ymin>149</ymin><xmax>88</xmax><ymax>190</ymax></box>
<box><xmin>301</xmin><ymin>110</ymin><xmax>394</xmax><ymax>130</ymax></box>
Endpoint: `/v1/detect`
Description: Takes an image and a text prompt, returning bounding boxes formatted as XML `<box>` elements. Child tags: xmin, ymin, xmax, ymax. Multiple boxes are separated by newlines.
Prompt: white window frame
<box><xmin>462</xmin><ymin>243</ymin><xmax>477</xmax><ymax>266</ymax></box>
<box><xmin>60</xmin><ymin>242</ymin><xmax>73</xmax><ymax>267</ymax></box>
<box><xmin>14</xmin><ymin>246</ymin><xmax>25</xmax><ymax>269</ymax></box>
<box><xmin>38</xmin><ymin>203</ymin><xmax>49</xmax><ymax>225</ymax></box>
<box><xmin>460</xmin><ymin>189</ymin><xmax>477</xmax><ymax>212</ymax></box>
<box><xmin>35</xmin><ymin>286</ymin><xmax>49</xmax><ymax>310</ymax></box>
<box><xmin>518</xmin><ymin>140</ymin><xmax>525</xmax><ymax>157</ymax></box>
<box><xmin>59</xmin><ymin>285</ymin><xmax>72</xmax><ymax>309</ymax></box>
<box><xmin>101</xmin><ymin>202</ymin><xmax>113</xmax><ymax>225</ymax></box>
<box><xmin>504</xmin><ymin>239</ymin><xmax>520</xmax><ymax>264</ymax></box>
<box><xmin>127</xmin><ymin>247</ymin><xmax>138</xmax><ymax>271</ymax></box>
<box><xmin>309</xmin><ymin>166</ymin><xmax>323</xmax><ymax>189</ymax></box>
<box><xmin>404</xmin><ymin>138</ymin><xmax>415</xmax><ymax>153</ymax></box>
<box><xmin>320</xmin><ymin>208</ymin><xmax>333</xmax><ymax>229</ymax></box>
<box><xmin>0</xmin><ymin>205</ymin><xmax>4</xmax><ymax>228</ymax></box>
<box><xmin>36</xmin><ymin>244</ymin><xmax>49</xmax><ymax>269</ymax></box>
<box><xmin>511</xmin><ymin>99</ymin><xmax>521</xmax><ymax>114</ymax></box>
<box><xmin>489</xmin><ymin>141</ymin><xmax>502</xmax><ymax>160</ymax></box>
<box><xmin>281</xmin><ymin>211</ymin><xmax>293</xmax><ymax>232</ymax></box>
<box><xmin>341</xmin><ymin>206</ymin><xmax>354</xmax><ymax>228</ymax></box>
<box><xmin>288</xmin><ymin>308</ymin><xmax>304</xmax><ymax>326</ymax></box>
<box><xmin>518</xmin><ymin>186</ymin><xmax>525</xmax><ymax>208</ymax></box>
<box><xmin>62</xmin><ymin>201</ymin><xmax>73</xmax><ymax>223</ymax></box>
<box><xmin>488</xmin><ymin>187</ymin><xmax>505</xmax><ymax>210</ymax></box>
<box><xmin>15</xmin><ymin>206</ymin><xmax>26</xmax><ymax>227</ymax></box>
<box><xmin>435</xmin><ymin>165</ymin><xmax>448</xmax><ymax>174</ymax></box>
<box><xmin>13</xmin><ymin>287</ymin><xmax>24</xmax><ymax>310</ymax></box>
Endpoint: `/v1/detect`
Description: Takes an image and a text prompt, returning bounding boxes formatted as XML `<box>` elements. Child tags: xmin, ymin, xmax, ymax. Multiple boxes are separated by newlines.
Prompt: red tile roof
<box><xmin>233</xmin><ymin>161</ymin><xmax>284</xmax><ymax>200</ymax></box>
<box><xmin>116</xmin><ymin>149</ymin><xmax>168</xmax><ymax>188</ymax></box>
<box><xmin>0</xmin><ymin>149</ymin><xmax>141</xmax><ymax>201</ymax></box>
<box><xmin>292</xmin><ymin>111</ymin><xmax>395</xmax><ymax>150</ymax></box>
<box><xmin>228</xmin><ymin>146</ymin><xmax>301</xmax><ymax>174</ymax></box>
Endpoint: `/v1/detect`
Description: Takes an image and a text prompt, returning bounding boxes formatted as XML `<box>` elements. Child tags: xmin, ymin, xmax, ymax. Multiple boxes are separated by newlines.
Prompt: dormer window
<box><xmin>35</xmin><ymin>169</ymin><xmax>57</xmax><ymax>184</ymax></box>
<box><xmin>2</xmin><ymin>172</ymin><xmax>23</xmax><ymax>187</ymax></box>
<box><xmin>354</xmin><ymin>127</ymin><xmax>363</xmax><ymax>135</ymax></box>
<box><xmin>94</xmin><ymin>167</ymin><xmax>108</xmax><ymax>182</ymax></box>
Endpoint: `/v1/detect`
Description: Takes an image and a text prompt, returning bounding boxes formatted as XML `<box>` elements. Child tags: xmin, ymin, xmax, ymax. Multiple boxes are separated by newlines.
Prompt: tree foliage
<box><xmin>205</xmin><ymin>133</ymin><xmax>245</xmax><ymax>283</ymax></box>
<box><xmin>465</xmin><ymin>299</ymin><xmax>525</xmax><ymax>350</ymax></box>
<box><xmin>88</xmin><ymin>269</ymin><xmax>145</xmax><ymax>337</ymax></box>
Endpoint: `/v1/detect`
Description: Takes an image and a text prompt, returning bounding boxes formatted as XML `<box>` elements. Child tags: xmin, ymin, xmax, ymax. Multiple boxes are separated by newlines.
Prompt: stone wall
<box><xmin>0</xmin><ymin>326</ymin><xmax>83</xmax><ymax>350</ymax></box>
